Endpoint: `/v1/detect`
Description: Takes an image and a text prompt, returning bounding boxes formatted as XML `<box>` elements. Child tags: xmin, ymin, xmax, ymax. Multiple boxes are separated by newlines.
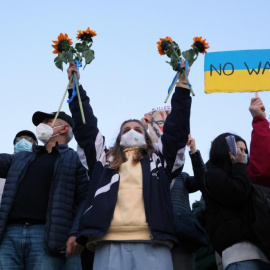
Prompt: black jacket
<box><xmin>201</xmin><ymin>163</ymin><xmax>258</xmax><ymax>255</ymax></box>
<box><xmin>68</xmin><ymin>85</ymin><xmax>192</xmax><ymax>246</ymax></box>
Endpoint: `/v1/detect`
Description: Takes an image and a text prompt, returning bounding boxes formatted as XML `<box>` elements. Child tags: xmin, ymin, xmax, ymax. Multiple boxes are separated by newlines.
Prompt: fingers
<box><xmin>229</xmin><ymin>148</ymin><xmax>246</xmax><ymax>164</ymax></box>
<box><xmin>187</xmin><ymin>134</ymin><xmax>195</xmax><ymax>145</ymax></box>
<box><xmin>141</xmin><ymin>118</ymin><xmax>147</xmax><ymax>129</ymax></box>
<box><xmin>141</xmin><ymin>113</ymin><xmax>152</xmax><ymax>129</ymax></box>
<box><xmin>249</xmin><ymin>97</ymin><xmax>266</xmax><ymax>118</ymax></box>
<box><xmin>67</xmin><ymin>62</ymin><xmax>79</xmax><ymax>80</ymax></box>
<box><xmin>66</xmin><ymin>242</ymin><xmax>72</xmax><ymax>258</ymax></box>
<box><xmin>180</xmin><ymin>60</ymin><xmax>185</xmax><ymax>69</ymax></box>
<box><xmin>252</xmin><ymin>98</ymin><xmax>263</xmax><ymax>104</ymax></box>
<box><xmin>235</xmin><ymin>148</ymin><xmax>246</xmax><ymax>163</ymax></box>
<box><xmin>66</xmin><ymin>236</ymin><xmax>84</xmax><ymax>258</ymax></box>
<box><xmin>229</xmin><ymin>150</ymin><xmax>235</xmax><ymax>162</ymax></box>
<box><xmin>250</xmin><ymin>97</ymin><xmax>264</xmax><ymax>108</ymax></box>
<box><xmin>187</xmin><ymin>134</ymin><xmax>197</xmax><ymax>153</ymax></box>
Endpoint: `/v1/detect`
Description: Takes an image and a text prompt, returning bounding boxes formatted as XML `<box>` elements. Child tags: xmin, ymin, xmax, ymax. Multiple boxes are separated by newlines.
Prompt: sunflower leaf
<box><xmin>66</xmin><ymin>51</ymin><xmax>74</xmax><ymax>62</ymax></box>
<box><xmin>75</xmin><ymin>43</ymin><xmax>84</xmax><ymax>53</ymax></box>
<box><xmin>83</xmin><ymin>49</ymin><xmax>95</xmax><ymax>65</ymax></box>
<box><xmin>171</xmin><ymin>53</ymin><xmax>179</xmax><ymax>71</ymax></box>
<box><xmin>54</xmin><ymin>56</ymin><xmax>63</xmax><ymax>71</ymax></box>
<box><xmin>60</xmin><ymin>52</ymin><xmax>68</xmax><ymax>64</ymax></box>
<box><xmin>70</xmin><ymin>47</ymin><xmax>76</xmax><ymax>54</ymax></box>
<box><xmin>182</xmin><ymin>49</ymin><xmax>198</xmax><ymax>67</ymax></box>
<box><xmin>165</xmin><ymin>48</ymin><xmax>173</xmax><ymax>57</ymax></box>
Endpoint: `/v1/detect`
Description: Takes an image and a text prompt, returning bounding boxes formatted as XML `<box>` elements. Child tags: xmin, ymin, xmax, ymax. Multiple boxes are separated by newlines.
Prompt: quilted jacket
<box><xmin>0</xmin><ymin>144</ymin><xmax>89</xmax><ymax>254</ymax></box>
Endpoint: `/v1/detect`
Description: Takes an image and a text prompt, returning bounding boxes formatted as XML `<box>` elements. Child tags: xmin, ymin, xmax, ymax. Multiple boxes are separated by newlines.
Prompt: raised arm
<box><xmin>247</xmin><ymin>97</ymin><xmax>270</xmax><ymax>187</ymax></box>
<box><xmin>160</xmin><ymin>65</ymin><xmax>192</xmax><ymax>179</ymax></box>
<box><xmin>67</xmin><ymin>63</ymin><xmax>106</xmax><ymax>174</ymax></box>
<box><xmin>186</xmin><ymin>135</ymin><xmax>206</xmax><ymax>192</ymax></box>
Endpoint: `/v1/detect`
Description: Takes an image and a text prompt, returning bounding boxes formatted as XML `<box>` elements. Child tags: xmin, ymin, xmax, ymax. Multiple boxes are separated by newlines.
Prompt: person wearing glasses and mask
<box><xmin>0</xmin><ymin>130</ymin><xmax>37</xmax><ymax>203</ymax></box>
<box><xmin>13</xmin><ymin>130</ymin><xmax>38</xmax><ymax>153</ymax></box>
<box><xmin>0</xmin><ymin>112</ymin><xmax>89</xmax><ymax>270</ymax></box>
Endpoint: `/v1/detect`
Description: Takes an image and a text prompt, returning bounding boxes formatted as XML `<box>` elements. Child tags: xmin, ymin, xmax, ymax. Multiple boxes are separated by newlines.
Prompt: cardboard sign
<box><xmin>204</xmin><ymin>49</ymin><xmax>270</xmax><ymax>93</ymax></box>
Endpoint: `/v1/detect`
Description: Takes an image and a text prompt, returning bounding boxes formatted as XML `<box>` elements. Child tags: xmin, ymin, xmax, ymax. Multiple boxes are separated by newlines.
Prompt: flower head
<box><xmin>157</xmin><ymin>36</ymin><xmax>173</xmax><ymax>55</ymax></box>
<box><xmin>77</xmin><ymin>27</ymin><xmax>97</xmax><ymax>42</ymax></box>
<box><xmin>191</xmin><ymin>36</ymin><xmax>209</xmax><ymax>54</ymax></box>
<box><xmin>52</xmin><ymin>33</ymin><xmax>73</xmax><ymax>55</ymax></box>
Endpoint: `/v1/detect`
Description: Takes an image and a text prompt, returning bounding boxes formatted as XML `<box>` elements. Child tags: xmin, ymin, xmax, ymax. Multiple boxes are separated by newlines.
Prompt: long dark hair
<box><xmin>107</xmin><ymin>119</ymin><xmax>156</xmax><ymax>169</ymax></box>
<box><xmin>209</xmin><ymin>132</ymin><xmax>248</xmax><ymax>174</ymax></box>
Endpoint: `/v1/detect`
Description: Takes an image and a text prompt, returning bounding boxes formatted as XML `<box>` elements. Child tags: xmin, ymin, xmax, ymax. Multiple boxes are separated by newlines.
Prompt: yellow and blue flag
<box><xmin>204</xmin><ymin>49</ymin><xmax>270</xmax><ymax>93</ymax></box>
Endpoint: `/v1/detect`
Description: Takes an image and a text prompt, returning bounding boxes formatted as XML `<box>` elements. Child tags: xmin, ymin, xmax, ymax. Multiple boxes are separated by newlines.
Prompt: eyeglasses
<box><xmin>15</xmin><ymin>137</ymin><xmax>34</xmax><ymax>143</ymax></box>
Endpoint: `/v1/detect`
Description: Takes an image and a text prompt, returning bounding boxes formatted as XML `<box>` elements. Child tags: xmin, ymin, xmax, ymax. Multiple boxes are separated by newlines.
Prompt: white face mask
<box><xmin>36</xmin><ymin>123</ymin><xmax>63</xmax><ymax>144</ymax></box>
<box><xmin>120</xmin><ymin>129</ymin><xmax>146</xmax><ymax>148</ymax></box>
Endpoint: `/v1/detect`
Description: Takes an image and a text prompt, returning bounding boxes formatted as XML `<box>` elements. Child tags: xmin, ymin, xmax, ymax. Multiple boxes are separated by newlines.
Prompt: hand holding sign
<box><xmin>249</xmin><ymin>97</ymin><xmax>266</xmax><ymax>118</ymax></box>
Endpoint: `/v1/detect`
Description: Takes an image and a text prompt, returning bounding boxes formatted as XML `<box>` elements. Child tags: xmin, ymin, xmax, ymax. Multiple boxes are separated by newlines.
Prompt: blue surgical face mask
<box><xmin>14</xmin><ymin>138</ymin><xmax>33</xmax><ymax>153</ymax></box>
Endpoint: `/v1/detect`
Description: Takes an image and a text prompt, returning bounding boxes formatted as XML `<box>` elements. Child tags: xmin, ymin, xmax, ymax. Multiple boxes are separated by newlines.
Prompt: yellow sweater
<box><xmin>98</xmin><ymin>149</ymin><xmax>151</xmax><ymax>241</ymax></box>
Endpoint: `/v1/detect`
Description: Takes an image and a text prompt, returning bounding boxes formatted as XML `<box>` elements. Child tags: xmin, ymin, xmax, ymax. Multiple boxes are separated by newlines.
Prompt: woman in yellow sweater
<box><xmin>67</xmin><ymin>62</ymin><xmax>192</xmax><ymax>270</ymax></box>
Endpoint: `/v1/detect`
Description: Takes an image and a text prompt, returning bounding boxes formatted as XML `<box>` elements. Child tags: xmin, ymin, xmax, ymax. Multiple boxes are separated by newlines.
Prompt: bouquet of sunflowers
<box><xmin>157</xmin><ymin>36</ymin><xmax>209</xmax><ymax>101</ymax></box>
<box><xmin>51</xmin><ymin>27</ymin><xmax>97</xmax><ymax>125</ymax></box>
<box><xmin>52</xmin><ymin>27</ymin><xmax>96</xmax><ymax>70</ymax></box>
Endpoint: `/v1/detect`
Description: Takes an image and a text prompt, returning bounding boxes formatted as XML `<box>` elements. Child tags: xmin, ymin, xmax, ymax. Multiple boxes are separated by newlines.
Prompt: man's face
<box><xmin>42</xmin><ymin>118</ymin><xmax>64</xmax><ymax>136</ymax></box>
<box><xmin>149</xmin><ymin>110</ymin><xmax>170</xmax><ymax>143</ymax></box>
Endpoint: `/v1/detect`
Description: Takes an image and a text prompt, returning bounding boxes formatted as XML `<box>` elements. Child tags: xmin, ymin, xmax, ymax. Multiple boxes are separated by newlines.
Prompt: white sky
<box><xmin>1</xmin><ymin>0</ymin><xmax>270</xmax><ymax>204</ymax></box>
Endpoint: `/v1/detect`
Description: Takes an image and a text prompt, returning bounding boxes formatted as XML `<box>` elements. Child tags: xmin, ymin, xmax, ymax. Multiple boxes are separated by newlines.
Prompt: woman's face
<box><xmin>236</xmin><ymin>141</ymin><xmax>247</xmax><ymax>154</ymax></box>
<box><xmin>121</xmin><ymin>122</ymin><xmax>145</xmax><ymax>136</ymax></box>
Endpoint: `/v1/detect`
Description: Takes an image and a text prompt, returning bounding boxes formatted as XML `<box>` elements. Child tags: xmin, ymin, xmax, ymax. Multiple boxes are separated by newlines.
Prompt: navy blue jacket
<box><xmin>0</xmin><ymin>144</ymin><xmax>89</xmax><ymax>254</ymax></box>
<box><xmin>69</xmin><ymin>85</ymin><xmax>191</xmax><ymax>246</ymax></box>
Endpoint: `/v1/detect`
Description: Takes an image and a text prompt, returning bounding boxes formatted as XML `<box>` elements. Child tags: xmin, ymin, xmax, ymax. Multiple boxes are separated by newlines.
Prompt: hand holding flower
<box><xmin>51</xmin><ymin>27</ymin><xmax>97</xmax><ymax>126</ymax></box>
<box><xmin>157</xmin><ymin>35</ymin><xmax>209</xmax><ymax>101</ymax></box>
<box><xmin>67</xmin><ymin>62</ymin><xmax>80</xmax><ymax>86</ymax></box>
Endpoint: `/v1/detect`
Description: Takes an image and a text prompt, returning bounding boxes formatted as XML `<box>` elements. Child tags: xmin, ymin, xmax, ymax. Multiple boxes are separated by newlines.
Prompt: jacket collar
<box><xmin>33</xmin><ymin>142</ymin><xmax>70</xmax><ymax>154</ymax></box>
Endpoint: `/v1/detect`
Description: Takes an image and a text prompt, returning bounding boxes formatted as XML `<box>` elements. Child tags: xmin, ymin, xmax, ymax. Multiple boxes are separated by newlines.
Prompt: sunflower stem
<box><xmin>164</xmin><ymin>73</ymin><xmax>181</xmax><ymax>103</ymax></box>
<box><xmin>173</xmin><ymin>49</ymin><xmax>179</xmax><ymax>60</ymax></box>
<box><xmin>52</xmin><ymin>75</ymin><xmax>74</xmax><ymax>127</ymax></box>
<box><xmin>74</xmin><ymin>73</ymin><xmax>86</xmax><ymax>124</ymax></box>
<box><xmin>186</xmin><ymin>76</ymin><xmax>195</xmax><ymax>96</ymax></box>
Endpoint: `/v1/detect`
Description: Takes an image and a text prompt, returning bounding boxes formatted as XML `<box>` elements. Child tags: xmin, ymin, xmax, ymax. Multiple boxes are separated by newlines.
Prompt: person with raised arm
<box><xmin>247</xmin><ymin>97</ymin><xmax>270</xmax><ymax>188</ymax></box>
<box><xmin>67</xmin><ymin>61</ymin><xmax>192</xmax><ymax>270</ymax></box>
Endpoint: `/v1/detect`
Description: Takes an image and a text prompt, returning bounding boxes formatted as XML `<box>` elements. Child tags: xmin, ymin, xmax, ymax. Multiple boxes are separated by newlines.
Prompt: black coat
<box><xmin>201</xmin><ymin>163</ymin><xmax>258</xmax><ymax>255</ymax></box>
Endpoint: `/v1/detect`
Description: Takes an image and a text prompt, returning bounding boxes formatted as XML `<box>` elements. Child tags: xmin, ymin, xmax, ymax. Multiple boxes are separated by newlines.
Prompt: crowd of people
<box><xmin>0</xmin><ymin>61</ymin><xmax>269</xmax><ymax>270</ymax></box>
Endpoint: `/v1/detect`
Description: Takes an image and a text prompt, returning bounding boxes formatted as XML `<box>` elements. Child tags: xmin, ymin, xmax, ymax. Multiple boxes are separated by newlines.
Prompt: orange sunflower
<box><xmin>157</xmin><ymin>36</ymin><xmax>173</xmax><ymax>55</ymax></box>
<box><xmin>191</xmin><ymin>36</ymin><xmax>209</xmax><ymax>54</ymax></box>
<box><xmin>77</xmin><ymin>27</ymin><xmax>97</xmax><ymax>42</ymax></box>
<box><xmin>52</xmin><ymin>33</ymin><xmax>73</xmax><ymax>55</ymax></box>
